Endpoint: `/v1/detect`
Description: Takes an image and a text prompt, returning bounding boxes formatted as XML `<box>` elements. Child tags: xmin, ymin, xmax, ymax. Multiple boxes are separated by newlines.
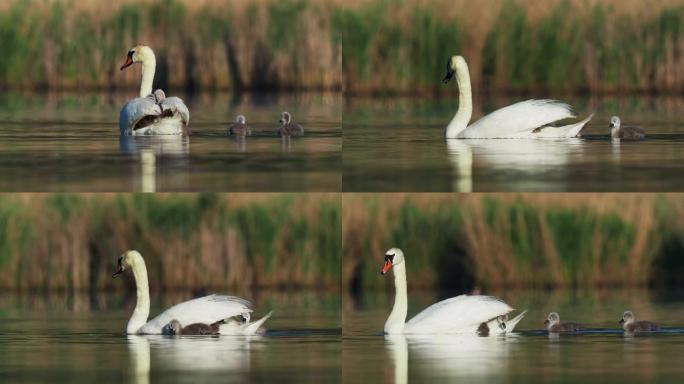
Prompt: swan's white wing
<box><xmin>460</xmin><ymin>99</ymin><xmax>575</xmax><ymax>138</ymax></box>
<box><xmin>119</xmin><ymin>95</ymin><xmax>162</xmax><ymax>134</ymax></box>
<box><xmin>160</xmin><ymin>96</ymin><xmax>190</xmax><ymax>125</ymax></box>
<box><xmin>405</xmin><ymin>295</ymin><xmax>514</xmax><ymax>334</ymax></box>
<box><xmin>138</xmin><ymin>294</ymin><xmax>252</xmax><ymax>334</ymax></box>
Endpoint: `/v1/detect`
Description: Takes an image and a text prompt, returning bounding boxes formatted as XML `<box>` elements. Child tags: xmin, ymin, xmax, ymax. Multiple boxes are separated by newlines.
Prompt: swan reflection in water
<box><xmin>119</xmin><ymin>135</ymin><xmax>190</xmax><ymax>192</ymax></box>
<box><xmin>127</xmin><ymin>334</ymin><xmax>255</xmax><ymax>384</ymax></box>
<box><xmin>385</xmin><ymin>334</ymin><xmax>518</xmax><ymax>383</ymax></box>
<box><xmin>446</xmin><ymin>138</ymin><xmax>585</xmax><ymax>192</ymax></box>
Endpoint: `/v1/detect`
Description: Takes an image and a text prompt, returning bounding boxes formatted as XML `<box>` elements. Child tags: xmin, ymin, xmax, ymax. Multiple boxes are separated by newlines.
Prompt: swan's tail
<box><xmin>536</xmin><ymin>113</ymin><xmax>594</xmax><ymax>138</ymax></box>
<box><xmin>219</xmin><ymin>311</ymin><xmax>273</xmax><ymax>335</ymax></box>
<box><xmin>504</xmin><ymin>310</ymin><xmax>527</xmax><ymax>334</ymax></box>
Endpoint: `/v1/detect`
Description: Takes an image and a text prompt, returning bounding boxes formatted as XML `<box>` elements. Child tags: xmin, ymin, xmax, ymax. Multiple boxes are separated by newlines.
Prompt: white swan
<box><xmin>442</xmin><ymin>56</ymin><xmax>593</xmax><ymax>139</ymax></box>
<box><xmin>113</xmin><ymin>250</ymin><xmax>270</xmax><ymax>335</ymax></box>
<box><xmin>381</xmin><ymin>248</ymin><xmax>526</xmax><ymax>335</ymax></box>
<box><xmin>119</xmin><ymin>45</ymin><xmax>189</xmax><ymax>136</ymax></box>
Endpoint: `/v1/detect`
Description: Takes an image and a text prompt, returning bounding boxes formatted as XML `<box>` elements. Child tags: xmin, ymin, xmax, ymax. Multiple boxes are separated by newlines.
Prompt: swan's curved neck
<box><xmin>446</xmin><ymin>59</ymin><xmax>473</xmax><ymax>139</ymax></box>
<box><xmin>140</xmin><ymin>55</ymin><xmax>156</xmax><ymax>98</ymax></box>
<box><xmin>385</xmin><ymin>263</ymin><xmax>408</xmax><ymax>334</ymax></box>
<box><xmin>127</xmin><ymin>254</ymin><xmax>150</xmax><ymax>334</ymax></box>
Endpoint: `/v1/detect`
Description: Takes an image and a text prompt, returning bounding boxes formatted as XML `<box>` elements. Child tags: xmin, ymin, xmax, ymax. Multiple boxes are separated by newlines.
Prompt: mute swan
<box><xmin>620</xmin><ymin>310</ymin><xmax>659</xmax><ymax>332</ymax></box>
<box><xmin>228</xmin><ymin>115</ymin><xmax>251</xmax><ymax>137</ymax></box>
<box><xmin>119</xmin><ymin>45</ymin><xmax>189</xmax><ymax>136</ymax></box>
<box><xmin>278</xmin><ymin>112</ymin><xmax>304</xmax><ymax>136</ymax></box>
<box><xmin>442</xmin><ymin>56</ymin><xmax>593</xmax><ymax>139</ymax></box>
<box><xmin>609</xmin><ymin>116</ymin><xmax>645</xmax><ymax>140</ymax></box>
<box><xmin>380</xmin><ymin>248</ymin><xmax>526</xmax><ymax>335</ymax></box>
<box><xmin>112</xmin><ymin>250</ymin><xmax>271</xmax><ymax>335</ymax></box>
<box><xmin>544</xmin><ymin>312</ymin><xmax>583</xmax><ymax>333</ymax></box>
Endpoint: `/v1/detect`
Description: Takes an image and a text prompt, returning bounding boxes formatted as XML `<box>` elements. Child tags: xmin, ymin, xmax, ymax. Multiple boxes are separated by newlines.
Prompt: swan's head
<box><xmin>620</xmin><ymin>310</ymin><xmax>635</xmax><ymax>325</ymax></box>
<box><xmin>609</xmin><ymin>116</ymin><xmax>621</xmax><ymax>130</ymax></box>
<box><xmin>162</xmin><ymin>319</ymin><xmax>182</xmax><ymax>335</ymax></box>
<box><xmin>279</xmin><ymin>111</ymin><xmax>292</xmax><ymax>124</ymax></box>
<box><xmin>544</xmin><ymin>312</ymin><xmax>560</xmax><ymax>328</ymax></box>
<box><xmin>442</xmin><ymin>56</ymin><xmax>466</xmax><ymax>83</ymax></box>
<box><xmin>236</xmin><ymin>115</ymin><xmax>246</xmax><ymax>124</ymax></box>
<box><xmin>381</xmin><ymin>247</ymin><xmax>405</xmax><ymax>275</ymax></box>
<box><xmin>112</xmin><ymin>250</ymin><xmax>142</xmax><ymax>277</ymax></box>
<box><xmin>120</xmin><ymin>45</ymin><xmax>155</xmax><ymax>71</ymax></box>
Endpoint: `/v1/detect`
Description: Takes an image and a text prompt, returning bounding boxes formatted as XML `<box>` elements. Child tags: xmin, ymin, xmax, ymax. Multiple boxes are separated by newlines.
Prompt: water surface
<box><xmin>0</xmin><ymin>290</ymin><xmax>340</xmax><ymax>383</ymax></box>
<box><xmin>343</xmin><ymin>95</ymin><xmax>684</xmax><ymax>191</ymax></box>
<box><xmin>343</xmin><ymin>289</ymin><xmax>684</xmax><ymax>383</ymax></box>
<box><xmin>0</xmin><ymin>92</ymin><xmax>341</xmax><ymax>192</ymax></box>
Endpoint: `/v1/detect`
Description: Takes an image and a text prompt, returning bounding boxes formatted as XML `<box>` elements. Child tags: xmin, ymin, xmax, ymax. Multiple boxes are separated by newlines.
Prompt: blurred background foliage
<box><xmin>0</xmin><ymin>193</ymin><xmax>341</xmax><ymax>291</ymax></box>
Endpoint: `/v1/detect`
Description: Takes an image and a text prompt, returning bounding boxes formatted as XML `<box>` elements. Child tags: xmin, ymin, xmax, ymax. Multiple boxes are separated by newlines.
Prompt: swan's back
<box><xmin>405</xmin><ymin>295</ymin><xmax>514</xmax><ymax>334</ymax></box>
<box><xmin>461</xmin><ymin>99</ymin><xmax>575</xmax><ymax>138</ymax></box>
<box><xmin>119</xmin><ymin>96</ymin><xmax>162</xmax><ymax>134</ymax></box>
<box><xmin>139</xmin><ymin>294</ymin><xmax>252</xmax><ymax>334</ymax></box>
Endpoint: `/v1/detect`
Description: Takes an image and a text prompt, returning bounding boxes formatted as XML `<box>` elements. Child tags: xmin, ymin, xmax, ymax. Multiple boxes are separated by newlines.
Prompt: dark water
<box><xmin>0</xmin><ymin>290</ymin><xmax>340</xmax><ymax>383</ymax></box>
<box><xmin>343</xmin><ymin>289</ymin><xmax>684</xmax><ymax>383</ymax></box>
<box><xmin>0</xmin><ymin>92</ymin><xmax>341</xmax><ymax>192</ymax></box>
<box><xmin>343</xmin><ymin>95</ymin><xmax>684</xmax><ymax>192</ymax></box>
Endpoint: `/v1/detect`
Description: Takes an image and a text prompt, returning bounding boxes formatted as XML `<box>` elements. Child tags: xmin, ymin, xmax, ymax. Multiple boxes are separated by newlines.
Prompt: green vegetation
<box><xmin>0</xmin><ymin>0</ymin><xmax>341</xmax><ymax>91</ymax></box>
<box><xmin>344</xmin><ymin>194</ymin><xmax>683</xmax><ymax>291</ymax></box>
<box><xmin>0</xmin><ymin>194</ymin><xmax>340</xmax><ymax>291</ymax></box>
<box><xmin>340</xmin><ymin>0</ymin><xmax>684</xmax><ymax>94</ymax></box>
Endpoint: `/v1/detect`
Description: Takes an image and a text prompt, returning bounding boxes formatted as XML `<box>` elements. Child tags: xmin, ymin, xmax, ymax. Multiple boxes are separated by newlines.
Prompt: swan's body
<box><xmin>381</xmin><ymin>248</ymin><xmax>526</xmax><ymax>335</ymax></box>
<box><xmin>620</xmin><ymin>310</ymin><xmax>658</xmax><ymax>333</ymax></box>
<box><xmin>278</xmin><ymin>111</ymin><xmax>304</xmax><ymax>136</ymax></box>
<box><xmin>544</xmin><ymin>312</ymin><xmax>583</xmax><ymax>333</ymax></box>
<box><xmin>610</xmin><ymin>116</ymin><xmax>645</xmax><ymax>140</ymax></box>
<box><xmin>443</xmin><ymin>56</ymin><xmax>592</xmax><ymax>139</ymax></box>
<box><xmin>228</xmin><ymin>115</ymin><xmax>251</xmax><ymax>137</ymax></box>
<box><xmin>113</xmin><ymin>250</ymin><xmax>270</xmax><ymax>335</ymax></box>
<box><xmin>119</xmin><ymin>46</ymin><xmax>189</xmax><ymax>136</ymax></box>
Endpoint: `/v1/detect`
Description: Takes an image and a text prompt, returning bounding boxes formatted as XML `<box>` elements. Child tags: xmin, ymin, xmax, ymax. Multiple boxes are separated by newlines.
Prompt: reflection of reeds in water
<box><xmin>0</xmin><ymin>193</ymin><xmax>341</xmax><ymax>291</ymax></box>
<box><xmin>339</xmin><ymin>0</ymin><xmax>684</xmax><ymax>94</ymax></box>
<box><xmin>343</xmin><ymin>194</ymin><xmax>684</xmax><ymax>291</ymax></box>
<box><xmin>0</xmin><ymin>0</ymin><xmax>342</xmax><ymax>91</ymax></box>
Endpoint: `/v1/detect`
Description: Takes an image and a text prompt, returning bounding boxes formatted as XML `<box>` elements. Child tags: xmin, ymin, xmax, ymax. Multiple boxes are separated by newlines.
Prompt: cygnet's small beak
<box><xmin>381</xmin><ymin>260</ymin><xmax>392</xmax><ymax>275</ymax></box>
<box><xmin>543</xmin><ymin>319</ymin><xmax>550</xmax><ymax>326</ymax></box>
<box><xmin>619</xmin><ymin>318</ymin><xmax>625</xmax><ymax>325</ymax></box>
<box><xmin>120</xmin><ymin>56</ymin><xmax>134</xmax><ymax>71</ymax></box>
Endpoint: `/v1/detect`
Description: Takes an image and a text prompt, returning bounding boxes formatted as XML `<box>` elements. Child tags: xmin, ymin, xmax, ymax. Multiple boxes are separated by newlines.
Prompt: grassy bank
<box><xmin>0</xmin><ymin>0</ymin><xmax>342</xmax><ymax>91</ymax></box>
<box><xmin>338</xmin><ymin>0</ymin><xmax>684</xmax><ymax>94</ymax></box>
<box><xmin>0</xmin><ymin>193</ymin><xmax>341</xmax><ymax>291</ymax></box>
<box><xmin>343</xmin><ymin>194</ymin><xmax>684</xmax><ymax>292</ymax></box>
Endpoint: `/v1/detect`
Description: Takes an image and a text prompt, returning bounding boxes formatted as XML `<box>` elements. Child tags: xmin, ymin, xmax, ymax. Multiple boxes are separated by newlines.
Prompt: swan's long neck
<box><xmin>385</xmin><ymin>263</ymin><xmax>408</xmax><ymax>334</ymax></box>
<box><xmin>446</xmin><ymin>59</ymin><xmax>473</xmax><ymax>139</ymax></box>
<box><xmin>139</xmin><ymin>55</ymin><xmax>156</xmax><ymax>98</ymax></box>
<box><xmin>126</xmin><ymin>254</ymin><xmax>150</xmax><ymax>334</ymax></box>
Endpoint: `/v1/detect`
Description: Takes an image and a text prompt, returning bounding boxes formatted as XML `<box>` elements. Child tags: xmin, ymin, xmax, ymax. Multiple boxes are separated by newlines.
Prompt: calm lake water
<box><xmin>343</xmin><ymin>95</ymin><xmax>684</xmax><ymax>192</ymax></box>
<box><xmin>0</xmin><ymin>290</ymin><xmax>340</xmax><ymax>383</ymax></box>
<box><xmin>0</xmin><ymin>92</ymin><xmax>341</xmax><ymax>192</ymax></box>
<box><xmin>343</xmin><ymin>289</ymin><xmax>684</xmax><ymax>383</ymax></box>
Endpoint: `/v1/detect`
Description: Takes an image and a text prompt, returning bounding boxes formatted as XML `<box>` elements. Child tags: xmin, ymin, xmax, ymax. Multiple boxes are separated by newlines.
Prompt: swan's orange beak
<box><xmin>120</xmin><ymin>56</ymin><xmax>134</xmax><ymax>71</ymax></box>
<box><xmin>381</xmin><ymin>260</ymin><xmax>393</xmax><ymax>275</ymax></box>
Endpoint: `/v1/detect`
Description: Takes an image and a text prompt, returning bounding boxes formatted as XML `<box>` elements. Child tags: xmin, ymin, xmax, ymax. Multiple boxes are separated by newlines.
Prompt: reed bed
<box><xmin>0</xmin><ymin>193</ymin><xmax>341</xmax><ymax>291</ymax></box>
<box><xmin>0</xmin><ymin>0</ymin><xmax>342</xmax><ymax>91</ymax></box>
<box><xmin>339</xmin><ymin>0</ymin><xmax>684</xmax><ymax>94</ymax></box>
<box><xmin>343</xmin><ymin>194</ymin><xmax>684</xmax><ymax>292</ymax></box>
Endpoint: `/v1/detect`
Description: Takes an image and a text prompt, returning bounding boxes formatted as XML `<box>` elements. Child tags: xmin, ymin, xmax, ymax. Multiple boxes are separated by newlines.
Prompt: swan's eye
<box><xmin>128</xmin><ymin>50</ymin><xmax>135</xmax><ymax>57</ymax></box>
<box><xmin>384</xmin><ymin>253</ymin><xmax>394</xmax><ymax>263</ymax></box>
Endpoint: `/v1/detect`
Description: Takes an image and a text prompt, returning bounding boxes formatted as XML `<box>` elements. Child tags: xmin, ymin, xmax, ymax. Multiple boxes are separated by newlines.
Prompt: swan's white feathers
<box><xmin>461</xmin><ymin>99</ymin><xmax>577</xmax><ymax>138</ymax></box>
<box><xmin>119</xmin><ymin>96</ymin><xmax>162</xmax><ymax>134</ymax></box>
<box><xmin>138</xmin><ymin>294</ymin><xmax>253</xmax><ymax>334</ymax></box>
<box><xmin>404</xmin><ymin>295</ymin><xmax>515</xmax><ymax>334</ymax></box>
<box><xmin>160</xmin><ymin>96</ymin><xmax>190</xmax><ymax>125</ymax></box>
